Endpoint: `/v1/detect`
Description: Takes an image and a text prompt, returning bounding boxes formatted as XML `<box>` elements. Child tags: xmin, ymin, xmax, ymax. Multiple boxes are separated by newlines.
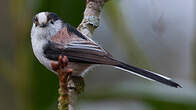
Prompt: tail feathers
<box><xmin>115</xmin><ymin>61</ymin><xmax>182</xmax><ymax>88</ymax></box>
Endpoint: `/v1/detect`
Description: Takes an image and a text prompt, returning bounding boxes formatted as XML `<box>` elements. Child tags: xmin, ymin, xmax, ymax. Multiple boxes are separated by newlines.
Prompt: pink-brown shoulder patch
<box><xmin>51</xmin><ymin>27</ymin><xmax>76</xmax><ymax>44</ymax></box>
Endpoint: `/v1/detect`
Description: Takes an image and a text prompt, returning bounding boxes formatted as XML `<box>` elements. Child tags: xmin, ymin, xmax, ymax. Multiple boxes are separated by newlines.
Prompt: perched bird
<box><xmin>31</xmin><ymin>12</ymin><xmax>181</xmax><ymax>88</ymax></box>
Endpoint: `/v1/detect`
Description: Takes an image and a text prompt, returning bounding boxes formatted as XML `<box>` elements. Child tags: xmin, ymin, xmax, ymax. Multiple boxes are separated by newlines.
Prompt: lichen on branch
<box><xmin>78</xmin><ymin>0</ymin><xmax>109</xmax><ymax>38</ymax></box>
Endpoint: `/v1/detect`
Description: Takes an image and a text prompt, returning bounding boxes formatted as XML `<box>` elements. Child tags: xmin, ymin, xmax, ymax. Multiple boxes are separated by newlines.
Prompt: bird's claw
<box><xmin>51</xmin><ymin>56</ymin><xmax>71</xmax><ymax>74</ymax></box>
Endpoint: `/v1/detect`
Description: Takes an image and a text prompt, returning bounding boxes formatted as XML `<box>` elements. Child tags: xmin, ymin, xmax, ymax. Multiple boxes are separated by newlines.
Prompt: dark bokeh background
<box><xmin>0</xmin><ymin>0</ymin><xmax>196</xmax><ymax>110</ymax></box>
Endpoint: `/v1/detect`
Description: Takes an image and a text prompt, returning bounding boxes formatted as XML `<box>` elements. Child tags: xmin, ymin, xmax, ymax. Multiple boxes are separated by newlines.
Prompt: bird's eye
<box><xmin>47</xmin><ymin>12</ymin><xmax>59</xmax><ymax>25</ymax></box>
<box><xmin>48</xmin><ymin>17</ymin><xmax>54</xmax><ymax>24</ymax></box>
<box><xmin>50</xmin><ymin>20</ymin><xmax>54</xmax><ymax>24</ymax></box>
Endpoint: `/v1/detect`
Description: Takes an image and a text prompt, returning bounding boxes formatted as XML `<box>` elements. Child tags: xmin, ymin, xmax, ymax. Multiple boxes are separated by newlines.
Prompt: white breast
<box><xmin>31</xmin><ymin>26</ymin><xmax>54</xmax><ymax>71</ymax></box>
<box><xmin>31</xmin><ymin>37</ymin><xmax>53</xmax><ymax>71</ymax></box>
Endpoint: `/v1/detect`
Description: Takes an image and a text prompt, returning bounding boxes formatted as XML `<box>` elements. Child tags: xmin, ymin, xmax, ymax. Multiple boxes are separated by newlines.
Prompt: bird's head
<box><xmin>31</xmin><ymin>12</ymin><xmax>63</xmax><ymax>39</ymax></box>
<box><xmin>33</xmin><ymin>12</ymin><xmax>62</xmax><ymax>28</ymax></box>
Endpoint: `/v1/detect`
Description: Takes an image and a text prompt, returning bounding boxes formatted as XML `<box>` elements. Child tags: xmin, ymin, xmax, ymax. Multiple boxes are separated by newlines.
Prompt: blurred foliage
<box><xmin>80</xmin><ymin>81</ymin><xmax>196</xmax><ymax>110</ymax></box>
<box><xmin>192</xmin><ymin>37</ymin><xmax>196</xmax><ymax>82</ymax></box>
<box><xmin>35</xmin><ymin>0</ymin><xmax>85</xmax><ymax>26</ymax></box>
<box><xmin>104</xmin><ymin>1</ymin><xmax>150</xmax><ymax>68</ymax></box>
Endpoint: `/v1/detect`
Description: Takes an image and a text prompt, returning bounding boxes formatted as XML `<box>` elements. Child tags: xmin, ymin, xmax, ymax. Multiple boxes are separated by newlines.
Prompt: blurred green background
<box><xmin>0</xmin><ymin>0</ymin><xmax>196</xmax><ymax>110</ymax></box>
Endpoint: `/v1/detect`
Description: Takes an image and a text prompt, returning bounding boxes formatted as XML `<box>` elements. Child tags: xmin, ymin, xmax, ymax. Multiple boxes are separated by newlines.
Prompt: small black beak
<box><xmin>40</xmin><ymin>23</ymin><xmax>47</xmax><ymax>28</ymax></box>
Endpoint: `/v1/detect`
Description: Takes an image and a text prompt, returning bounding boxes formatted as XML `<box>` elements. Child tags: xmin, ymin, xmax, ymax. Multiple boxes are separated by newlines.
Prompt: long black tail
<box><xmin>114</xmin><ymin>61</ymin><xmax>182</xmax><ymax>88</ymax></box>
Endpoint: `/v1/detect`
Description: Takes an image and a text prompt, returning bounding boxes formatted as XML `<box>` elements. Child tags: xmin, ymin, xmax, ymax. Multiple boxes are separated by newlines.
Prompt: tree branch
<box><xmin>51</xmin><ymin>56</ymin><xmax>72</xmax><ymax>110</ymax></box>
<box><xmin>52</xmin><ymin>0</ymin><xmax>109</xmax><ymax>110</ymax></box>
<box><xmin>78</xmin><ymin>0</ymin><xmax>109</xmax><ymax>37</ymax></box>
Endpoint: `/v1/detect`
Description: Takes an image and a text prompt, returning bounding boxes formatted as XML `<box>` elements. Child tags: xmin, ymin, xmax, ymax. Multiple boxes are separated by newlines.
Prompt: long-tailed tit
<box><xmin>31</xmin><ymin>12</ymin><xmax>181</xmax><ymax>88</ymax></box>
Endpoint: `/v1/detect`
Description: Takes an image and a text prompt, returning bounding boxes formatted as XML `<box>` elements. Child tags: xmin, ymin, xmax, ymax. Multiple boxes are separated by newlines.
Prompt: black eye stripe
<box><xmin>47</xmin><ymin>12</ymin><xmax>60</xmax><ymax>21</ymax></box>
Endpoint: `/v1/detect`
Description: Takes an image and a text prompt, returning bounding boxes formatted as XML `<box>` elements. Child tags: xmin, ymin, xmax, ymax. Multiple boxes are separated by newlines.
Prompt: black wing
<box><xmin>43</xmin><ymin>41</ymin><xmax>116</xmax><ymax>64</ymax></box>
<box><xmin>43</xmin><ymin>41</ymin><xmax>182</xmax><ymax>88</ymax></box>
